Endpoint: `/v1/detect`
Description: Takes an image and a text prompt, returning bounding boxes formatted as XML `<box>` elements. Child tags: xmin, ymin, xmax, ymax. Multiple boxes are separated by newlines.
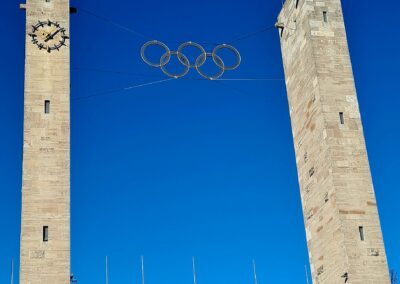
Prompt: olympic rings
<box><xmin>141</xmin><ymin>40</ymin><xmax>241</xmax><ymax>80</ymax></box>
<box><xmin>177</xmin><ymin>41</ymin><xmax>207</xmax><ymax>68</ymax></box>
<box><xmin>212</xmin><ymin>44</ymin><xmax>241</xmax><ymax>71</ymax></box>
<box><xmin>160</xmin><ymin>51</ymin><xmax>190</xmax><ymax>79</ymax></box>
<box><xmin>140</xmin><ymin>40</ymin><xmax>171</xmax><ymax>67</ymax></box>
<box><xmin>196</xmin><ymin>53</ymin><xmax>225</xmax><ymax>80</ymax></box>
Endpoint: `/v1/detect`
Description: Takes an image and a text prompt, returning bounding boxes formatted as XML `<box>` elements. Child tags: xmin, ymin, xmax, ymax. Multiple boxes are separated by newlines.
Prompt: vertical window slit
<box><xmin>323</xmin><ymin>11</ymin><xmax>328</xmax><ymax>23</ymax></box>
<box><xmin>43</xmin><ymin>226</ymin><xmax>49</xmax><ymax>242</ymax></box>
<box><xmin>339</xmin><ymin>112</ymin><xmax>344</xmax><ymax>124</ymax></box>
<box><xmin>309</xmin><ymin>167</ymin><xmax>315</xmax><ymax>177</ymax></box>
<box><xmin>359</xmin><ymin>226</ymin><xmax>365</xmax><ymax>241</ymax></box>
<box><xmin>44</xmin><ymin>100</ymin><xmax>50</xmax><ymax>114</ymax></box>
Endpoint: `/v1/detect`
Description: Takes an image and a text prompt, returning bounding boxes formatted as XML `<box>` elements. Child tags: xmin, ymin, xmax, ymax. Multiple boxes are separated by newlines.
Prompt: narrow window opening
<box><xmin>339</xmin><ymin>112</ymin><xmax>345</xmax><ymax>124</ymax></box>
<box><xmin>359</xmin><ymin>226</ymin><xmax>365</xmax><ymax>241</ymax></box>
<box><xmin>44</xmin><ymin>100</ymin><xmax>50</xmax><ymax>114</ymax></box>
<box><xmin>43</xmin><ymin>226</ymin><xmax>49</xmax><ymax>242</ymax></box>
<box><xmin>295</xmin><ymin>0</ymin><xmax>300</xmax><ymax>8</ymax></box>
<box><xmin>45</xmin><ymin>0</ymin><xmax>50</xmax><ymax>2</ymax></box>
<box><xmin>309</xmin><ymin>167</ymin><xmax>315</xmax><ymax>177</ymax></box>
<box><xmin>323</xmin><ymin>11</ymin><xmax>328</xmax><ymax>23</ymax></box>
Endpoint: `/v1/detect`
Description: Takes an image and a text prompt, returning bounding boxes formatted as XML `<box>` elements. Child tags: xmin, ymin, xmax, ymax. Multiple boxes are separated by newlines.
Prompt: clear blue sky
<box><xmin>0</xmin><ymin>0</ymin><xmax>399</xmax><ymax>283</ymax></box>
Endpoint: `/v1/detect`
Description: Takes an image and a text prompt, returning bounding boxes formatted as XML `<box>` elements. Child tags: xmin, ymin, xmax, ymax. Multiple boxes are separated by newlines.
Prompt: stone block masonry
<box><xmin>277</xmin><ymin>0</ymin><xmax>390</xmax><ymax>283</ymax></box>
<box><xmin>20</xmin><ymin>0</ymin><xmax>70</xmax><ymax>283</ymax></box>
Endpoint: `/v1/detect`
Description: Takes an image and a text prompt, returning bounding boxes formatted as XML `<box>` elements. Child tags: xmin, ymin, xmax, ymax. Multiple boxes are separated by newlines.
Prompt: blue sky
<box><xmin>0</xmin><ymin>0</ymin><xmax>399</xmax><ymax>283</ymax></box>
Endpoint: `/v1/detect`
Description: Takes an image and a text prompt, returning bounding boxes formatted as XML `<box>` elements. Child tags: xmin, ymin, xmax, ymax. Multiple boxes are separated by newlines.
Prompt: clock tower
<box><xmin>20</xmin><ymin>0</ymin><xmax>71</xmax><ymax>283</ymax></box>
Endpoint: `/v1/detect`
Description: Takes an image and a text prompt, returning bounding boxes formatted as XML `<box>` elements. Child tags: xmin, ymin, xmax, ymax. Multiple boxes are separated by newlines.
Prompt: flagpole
<box><xmin>192</xmin><ymin>257</ymin><xmax>197</xmax><ymax>284</ymax></box>
<box><xmin>10</xmin><ymin>258</ymin><xmax>14</xmax><ymax>284</ymax></box>
<box><xmin>305</xmin><ymin>265</ymin><xmax>310</xmax><ymax>284</ymax></box>
<box><xmin>252</xmin><ymin>260</ymin><xmax>258</xmax><ymax>284</ymax></box>
<box><xmin>141</xmin><ymin>256</ymin><xmax>145</xmax><ymax>284</ymax></box>
<box><xmin>106</xmin><ymin>256</ymin><xmax>109</xmax><ymax>284</ymax></box>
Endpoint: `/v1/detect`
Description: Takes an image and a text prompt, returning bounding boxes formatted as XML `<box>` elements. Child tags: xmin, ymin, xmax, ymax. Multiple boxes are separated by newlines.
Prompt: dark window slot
<box><xmin>339</xmin><ymin>112</ymin><xmax>345</xmax><ymax>124</ymax></box>
<box><xmin>359</xmin><ymin>226</ymin><xmax>365</xmax><ymax>241</ymax></box>
<box><xmin>309</xmin><ymin>167</ymin><xmax>315</xmax><ymax>177</ymax></box>
<box><xmin>323</xmin><ymin>11</ymin><xmax>328</xmax><ymax>23</ymax></box>
<box><xmin>43</xmin><ymin>226</ymin><xmax>49</xmax><ymax>242</ymax></box>
<box><xmin>44</xmin><ymin>100</ymin><xmax>50</xmax><ymax>114</ymax></box>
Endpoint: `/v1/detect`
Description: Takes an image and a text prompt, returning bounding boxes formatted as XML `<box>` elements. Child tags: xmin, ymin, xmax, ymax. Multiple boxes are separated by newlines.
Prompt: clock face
<box><xmin>29</xmin><ymin>20</ymin><xmax>69</xmax><ymax>53</ymax></box>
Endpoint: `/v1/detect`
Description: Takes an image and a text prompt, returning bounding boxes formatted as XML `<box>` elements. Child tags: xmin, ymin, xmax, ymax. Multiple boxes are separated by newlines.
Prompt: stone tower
<box><xmin>20</xmin><ymin>0</ymin><xmax>70</xmax><ymax>283</ymax></box>
<box><xmin>277</xmin><ymin>0</ymin><xmax>390</xmax><ymax>283</ymax></box>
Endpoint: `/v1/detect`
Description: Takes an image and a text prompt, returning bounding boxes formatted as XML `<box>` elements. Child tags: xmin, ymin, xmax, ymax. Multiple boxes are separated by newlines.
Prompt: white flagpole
<box><xmin>192</xmin><ymin>257</ymin><xmax>197</xmax><ymax>284</ymax></box>
<box><xmin>106</xmin><ymin>256</ymin><xmax>109</xmax><ymax>284</ymax></box>
<box><xmin>252</xmin><ymin>260</ymin><xmax>258</xmax><ymax>284</ymax></box>
<box><xmin>10</xmin><ymin>258</ymin><xmax>14</xmax><ymax>284</ymax></box>
<box><xmin>304</xmin><ymin>265</ymin><xmax>310</xmax><ymax>284</ymax></box>
<box><xmin>141</xmin><ymin>256</ymin><xmax>145</xmax><ymax>284</ymax></box>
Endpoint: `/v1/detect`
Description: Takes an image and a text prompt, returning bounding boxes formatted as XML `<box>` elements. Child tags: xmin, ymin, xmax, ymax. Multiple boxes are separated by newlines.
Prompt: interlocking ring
<box><xmin>141</xmin><ymin>40</ymin><xmax>171</xmax><ymax>67</ymax></box>
<box><xmin>195</xmin><ymin>53</ymin><xmax>225</xmax><ymax>80</ymax></box>
<box><xmin>177</xmin><ymin>41</ymin><xmax>206</xmax><ymax>68</ymax></box>
<box><xmin>141</xmin><ymin>40</ymin><xmax>241</xmax><ymax>80</ymax></box>
<box><xmin>160</xmin><ymin>51</ymin><xmax>190</xmax><ymax>79</ymax></box>
<box><xmin>212</xmin><ymin>44</ymin><xmax>241</xmax><ymax>71</ymax></box>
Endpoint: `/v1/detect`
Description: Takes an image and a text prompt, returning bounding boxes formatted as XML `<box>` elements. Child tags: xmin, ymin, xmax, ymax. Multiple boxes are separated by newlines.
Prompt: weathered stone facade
<box><xmin>20</xmin><ymin>0</ymin><xmax>70</xmax><ymax>283</ymax></box>
<box><xmin>277</xmin><ymin>0</ymin><xmax>390</xmax><ymax>283</ymax></box>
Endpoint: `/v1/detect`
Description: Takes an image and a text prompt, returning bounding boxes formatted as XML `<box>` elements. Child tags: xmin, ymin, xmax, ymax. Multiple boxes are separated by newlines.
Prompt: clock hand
<box><xmin>45</xmin><ymin>29</ymin><xmax>61</xmax><ymax>42</ymax></box>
